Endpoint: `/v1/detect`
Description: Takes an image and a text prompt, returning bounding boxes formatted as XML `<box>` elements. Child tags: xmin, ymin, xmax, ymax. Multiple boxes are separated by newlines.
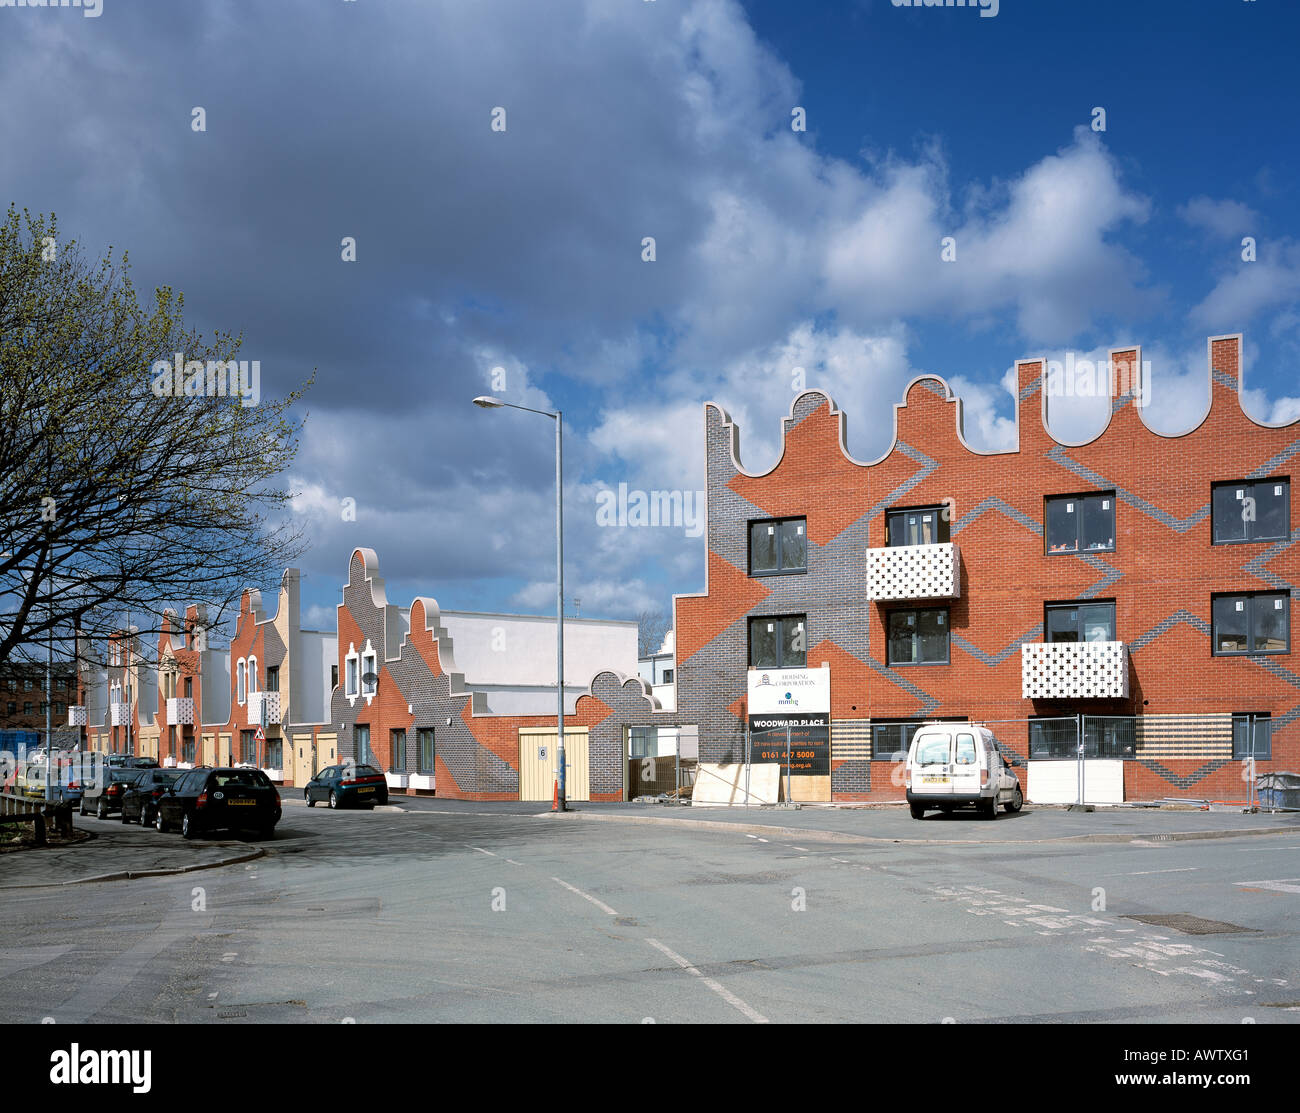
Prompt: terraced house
<box><xmin>670</xmin><ymin>333</ymin><xmax>1298</xmax><ymax>803</ymax></box>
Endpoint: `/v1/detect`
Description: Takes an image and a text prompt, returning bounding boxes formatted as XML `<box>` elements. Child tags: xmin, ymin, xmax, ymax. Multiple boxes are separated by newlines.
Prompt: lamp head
<box><xmin>472</xmin><ymin>396</ymin><xmax>505</xmax><ymax>409</ymax></box>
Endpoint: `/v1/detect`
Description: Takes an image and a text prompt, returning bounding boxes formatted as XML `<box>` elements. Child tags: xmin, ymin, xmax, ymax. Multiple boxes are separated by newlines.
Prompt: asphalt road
<box><xmin>1</xmin><ymin>804</ymin><xmax>1297</xmax><ymax>1024</ymax></box>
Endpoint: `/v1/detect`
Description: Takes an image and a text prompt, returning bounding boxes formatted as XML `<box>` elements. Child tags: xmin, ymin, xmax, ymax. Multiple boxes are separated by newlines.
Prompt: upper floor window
<box><xmin>345</xmin><ymin>655</ymin><xmax>358</xmax><ymax>698</ymax></box>
<box><xmin>1045</xmin><ymin>493</ymin><xmax>1114</xmax><ymax>554</ymax></box>
<box><xmin>361</xmin><ymin>651</ymin><xmax>378</xmax><ymax>696</ymax></box>
<box><xmin>247</xmin><ymin>657</ymin><xmax>258</xmax><ymax>695</ymax></box>
<box><xmin>236</xmin><ymin>660</ymin><xmax>246</xmax><ymax>704</ymax></box>
<box><xmin>266</xmin><ymin>666</ymin><xmax>279</xmax><ymax>693</ymax></box>
<box><xmin>887</xmin><ymin>607</ymin><xmax>949</xmax><ymax>665</ymax></box>
<box><xmin>1212</xmin><ymin>592</ymin><xmax>1289</xmax><ymax>656</ymax></box>
<box><xmin>886</xmin><ymin>507</ymin><xmax>949</xmax><ymax>547</ymax></box>
<box><xmin>749</xmin><ymin>614</ymin><xmax>806</xmax><ymax>669</ymax></box>
<box><xmin>749</xmin><ymin>518</ymin><xmax>807</xmax><ymax>576</ymax></box>
<box><xmin>1045</xmin><ymin>601</ymin><xmax>1116</xmax><ymax>643</ymax></box>
<box><xmin>1212</xmin><ymin>478</ymin><xmax>1289</xmax><ymax>544</ymax></box>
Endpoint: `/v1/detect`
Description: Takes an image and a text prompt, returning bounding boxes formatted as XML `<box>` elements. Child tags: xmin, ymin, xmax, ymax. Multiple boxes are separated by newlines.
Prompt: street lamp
<box><xmin>472</xmin><ymin>396</ymin><xmax>567</xmax><ymax>810</ymax></box>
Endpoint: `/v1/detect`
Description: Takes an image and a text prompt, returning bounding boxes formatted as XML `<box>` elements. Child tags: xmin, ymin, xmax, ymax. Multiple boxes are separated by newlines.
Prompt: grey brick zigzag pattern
<box><xmin>1045</xmin><ymin>446</ymin><xmax>1211</xmax><ymax>533</ymax></box>
<box><xmin>1139</xmin><ymin>758</ymin><xmax>1232</xmax><ymax>790</ymax></box>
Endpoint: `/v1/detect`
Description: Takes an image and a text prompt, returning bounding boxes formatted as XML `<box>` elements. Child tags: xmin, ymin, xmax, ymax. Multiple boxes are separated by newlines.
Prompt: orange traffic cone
<box><xmin>551</xmin><ymin>777</ymin><xmax>559</xmax><ymax>812</ymax></box>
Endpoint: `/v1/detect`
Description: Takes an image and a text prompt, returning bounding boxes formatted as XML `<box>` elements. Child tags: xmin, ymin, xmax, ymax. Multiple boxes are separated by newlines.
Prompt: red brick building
<box><xmin>672</xmin><ymin>333</ymin><xmax>1299</xmax><ymax>803</ymax></box>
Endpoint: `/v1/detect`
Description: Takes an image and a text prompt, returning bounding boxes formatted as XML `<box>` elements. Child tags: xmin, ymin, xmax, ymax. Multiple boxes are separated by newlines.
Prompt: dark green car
<box><xmin>304</xmin><ymin>763</ymin><xmax>389</xmax><ymax>809</ymax></box>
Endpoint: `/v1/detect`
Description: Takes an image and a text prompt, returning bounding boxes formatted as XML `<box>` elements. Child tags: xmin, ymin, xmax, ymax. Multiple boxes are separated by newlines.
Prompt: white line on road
<box><xmin>1236</xmin><ymin>878</ymin><xmax>1300</xmax><ymax>893</ymax></box>
<box><xmin>465</xmin><ymin>845</ymin><xmax>496</xmax><ymax>857</ymax></box>
<box><xmin>645</xmin><ymin>938</ymin><xmax>769</xmax><ymax>1024</ymax></box>
<box><xmin>505</xmin><ymin>859</ymin><xmax>523</xmax><ymax>866</ymax></box>
<box><xmin>1118</xmin><ymin>867</ymin><xmax>1199</xmax><ymax>876</ymax></box>
<box><xmin>792</xmin><ymin>847</ymin><xmax>809</xmax><ymax>852</ymax></box>
<box><xmin>552</xmin><ymin>877</ymin><xmax>617</xmax><ymax>915</ymax></box>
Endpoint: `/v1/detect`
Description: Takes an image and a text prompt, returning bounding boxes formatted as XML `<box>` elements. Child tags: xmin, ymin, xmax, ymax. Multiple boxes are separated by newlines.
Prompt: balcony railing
<box><xmin>67</xmin><ymin>705</ymin><xmax>88</xmax><ymax>727</ymax></box>
<box><xmin>1021</xmin><ymin>641</ymin><xmax>1129</xmax><ymax>700</ymax></box>
<box><xmin>866</xmin><ymin>542</ymin><xmax>960</xmax><ymax>601</ymax></box>
<box><xmin>248</xmin><ymin>690</ymin><xmax>282</xmax><ymax>726</ymax></box>
<box><xmin>166</xmin><ymin>697</ymin><xmax>195</xmax><ymax>726</ymax></box>
<box><xmin>110</xmin><ymin>702</ymin><xmax>130</xmax><ymax>727</ymax></box>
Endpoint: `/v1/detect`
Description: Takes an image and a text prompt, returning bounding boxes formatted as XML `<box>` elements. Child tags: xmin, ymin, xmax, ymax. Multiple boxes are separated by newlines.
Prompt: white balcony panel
<box><xmin>409</xmin><ymin>774</ymin><xmax>436</xmax><ymax>792</ymax></box>
<box><xmin>67</xmin><ymin>706</ymin><xmax>88</xmax><ymax>727</ymax></box>
<box><xmin>385</xmin><ymin>772</ymin><xmax>409</xmax><ymax>790</ymax></box>
<box><xmin>866</xmin><ymin>542</ymin><xmax>960</xmax><ymax>601</ymax></box>
<box><xmin>1021</xmin><ymin>641</ymin><xmax>1129</xmax><ymax>700</ymax></box>
<box><xmin>248</xmin><ymin>691</ymin><xmax>283</xmax><ymax>726</ymax></box>
<box><xmin>110</xmin><ymin>702</ymin><xmax>130</xmax><ymax>727</ymax></box>
<box><xmin>166</xmin><ymin>697</ymin><xmax>195</xmax><ymax>726</ymax></box>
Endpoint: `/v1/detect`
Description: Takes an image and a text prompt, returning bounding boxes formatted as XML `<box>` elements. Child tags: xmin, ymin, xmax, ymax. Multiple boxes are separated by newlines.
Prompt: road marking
<box><xmin>645</xmin><ymin>938</ymin><xmax>769</xmax><ymax>1024</ymax></box>
<box><xmin>505</xmin><ymin>859</ymin><xmax>523</xmax><ymax>866</ymax></box>
<box><xmin>465</xmin><ymin>845</ymin><xmax>496</xmax><ymax>857</ymax></box>
<box><xmin>791</xmin><ymin>846</ymin><xmax>809</xmax><ymax>852</ymax></box>
<box><xmin>830</xmin><ymin>857</ymin><xmax>850</xmax><ymax>863</ymax></box>
<box><xmin>552</xmin><ymin>877</ymin><xmax>617</xmax><ymax>915</ymax></box>
<box><xmin>1118</xmin><ymin>867</ymin><xmax>1198</xmax><ymax>876</ymax></box>
<box><xmin>1236</xmin><ymin>846</ymin><xmax>1300</xmax><ymax>851</ymax></box>
<box><xmin>222</xmin><ymin>953</ymin><xmax>237</xmax><ymax>962</ymax></box>
<box><xmin>1236</xmin><ymin>878</ymin><xmax>1300</xmax><ymax>894</ymax></box>
<box><xmin>208</xmin><ymin>992</ymin><xmax>218</xmax><ymax>1000</ymax></box>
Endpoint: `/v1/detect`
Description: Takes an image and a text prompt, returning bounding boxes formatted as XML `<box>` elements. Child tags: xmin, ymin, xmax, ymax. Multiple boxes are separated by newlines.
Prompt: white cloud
<box><xmin>1178</xmin><ymin>196</ymin><xmax>1260</xmax><ymax>239</ymax></box>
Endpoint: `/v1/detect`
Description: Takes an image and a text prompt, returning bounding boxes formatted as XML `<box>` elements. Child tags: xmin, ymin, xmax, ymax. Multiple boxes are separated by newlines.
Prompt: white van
<box><xmin>904</xmin><ymin>723</ymin><xmax>1023</xmax><ymax>820</ymax></box>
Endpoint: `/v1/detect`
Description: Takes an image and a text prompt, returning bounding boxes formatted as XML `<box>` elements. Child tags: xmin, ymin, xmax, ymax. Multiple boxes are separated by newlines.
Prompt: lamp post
<box><xmin>473</xmin><ymin>396</ymin><xmax>567</xmax><ymax>810</ymax></box>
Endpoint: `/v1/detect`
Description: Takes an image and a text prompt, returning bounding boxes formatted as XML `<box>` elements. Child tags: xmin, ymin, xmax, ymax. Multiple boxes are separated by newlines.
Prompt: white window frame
<box><xmin>247</xmin><ymin>655</ymin><xmax>258</xmax><ymax>695</ymax></box>
<box><xmin>361</xmin><ymin>643</ymin><xmax>377</xmax><ymax>703</ymax></box>
<box><xmin>237</xmin><ymin>659</ymin><xmax>246</xmax><ymax>705</ymax></box>
<box><xmin>344</xmin><ymin>644</ymin><xmax>359</xmax><ymax>705</ymax></box>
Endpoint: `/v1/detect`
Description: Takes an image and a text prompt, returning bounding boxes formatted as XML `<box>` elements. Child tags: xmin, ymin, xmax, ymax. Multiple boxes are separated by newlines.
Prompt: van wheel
<box><xmin>1005</xmin><ymin>786</ymin><xmax>1023</xmax><ymax>813</ymax></box>
<box><xmin>79</xmin><ymin>800</ymin><xmax>87</xmax><ymax>817</ymax></box>
<box><xmin>909</xmin><ymin>802</ymin><xmax>926</xmax><ymax>819</ymax></box>
<box><xmin>981</xmin><ymin>797</ymin><xmax>998</xmax><ymax>820</ymax></box>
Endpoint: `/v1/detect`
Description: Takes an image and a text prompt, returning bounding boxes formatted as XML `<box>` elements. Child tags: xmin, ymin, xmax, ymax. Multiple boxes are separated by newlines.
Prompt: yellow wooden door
<box><xmin>517</xmin><ymin>728</ymin><xmax>588</xmax><ymax>801</ymax></box>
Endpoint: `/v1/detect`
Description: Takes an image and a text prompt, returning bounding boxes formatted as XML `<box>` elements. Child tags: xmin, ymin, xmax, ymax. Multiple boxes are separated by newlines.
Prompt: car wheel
<box><xmin>1005</xmin><ymin>786</ymin><xmax>1023</xmax><ymax>813</ymax></box>
<box><xmin>909</xmin><ymin>802</ymin><xmax>926</xmax><ymax>819</ymax></box>
<box><xmin>181</xmin><ymin>813</ymin><xmax>197</xmax><ymax>840</ymax></box>
<box><xmin>121</xmin><ymin>808</ymin><xmax>131</xmax><ymax>824</ymax></box>
<box><xmin>97</xmin><ymin>798</ymin><xmax>108</xmax><ymax>820</ymax></box>
<box><xmin>79</xmin><ymin>800</ymin><xmax>87</xmax><ymax>816</ymax></box>
<box><xmin>329</xmin><ymin>790</ymin><xmax>340</xmax><ymax>810</ymax></box>
<box><xmin>305</xmin><ymin>789</ymin><xmax>314</xmax><ymax>808</ymax></box>
<box><xmin>155</xmin><ymin>810</ymin><xmax>168</xmax><ymax>833</ymax></box>
<box><xmin>258</xmin><ymin>826</ymin><xmax>275</xmax><ymax>841</ymax></box>
<box><xmin>982</xmin><ymin>797</ymin><xmax>998</xmax><ymax>820</ymax></box>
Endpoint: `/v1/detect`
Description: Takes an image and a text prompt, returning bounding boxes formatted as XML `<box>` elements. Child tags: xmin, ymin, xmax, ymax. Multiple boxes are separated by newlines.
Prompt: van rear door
<box><xmin>951</xmin><ymin>730</ymin><xmax>982</xmax><ymax>798</ymax></box>
<box><xmin>911</xmin><ymin>730</ymin><xmax>952</xmax><ymax>795</ymax></box>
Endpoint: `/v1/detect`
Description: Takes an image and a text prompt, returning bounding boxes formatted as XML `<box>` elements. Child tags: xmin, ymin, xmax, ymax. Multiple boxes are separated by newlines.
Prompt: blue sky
<box><xmin>2</xmin><ymin>0</ymin><xmax>1298</xmax><ymax>642</ymax></box>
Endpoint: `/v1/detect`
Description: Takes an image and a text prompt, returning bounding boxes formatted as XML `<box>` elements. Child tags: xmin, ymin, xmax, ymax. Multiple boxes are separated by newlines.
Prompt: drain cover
<box><xmin>217</xmin><ymin>1009</ymin><xmax>248</xmax><ymax>1019</ymax></box>
<box><xmin>1123</xmin><ymin>914</ymin><xmax>1257</xmax><ymax>935</ymax></box>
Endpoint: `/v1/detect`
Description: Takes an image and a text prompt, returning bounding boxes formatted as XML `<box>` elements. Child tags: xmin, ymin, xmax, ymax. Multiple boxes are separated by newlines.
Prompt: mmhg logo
<box><xmin>49</xmin><ymin>1045</ymin><xmax>151</xmax><ymax>1093</ymax></box>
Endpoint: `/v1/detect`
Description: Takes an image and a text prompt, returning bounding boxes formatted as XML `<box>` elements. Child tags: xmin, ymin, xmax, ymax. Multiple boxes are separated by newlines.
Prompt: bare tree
<box><xmin>0</xmin><ymin>206</ymin><xmax>310</xmax><ymax>669</ymax></box>
<box><xmin>636</xmin><ymin>608</ymin><xmax>670</xmax><ymax>659</ymax></box>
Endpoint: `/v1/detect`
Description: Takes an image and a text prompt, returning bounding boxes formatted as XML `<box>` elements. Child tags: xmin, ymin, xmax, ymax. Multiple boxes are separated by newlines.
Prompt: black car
<box><xmin>156</xmin><ymin>767</ymin><xmax>281</xmax><ymax>840</ymax></box>
<box><xmin>304</xmin><ymin>763</ymin><xmax>389</xmax><ymax>809</ymax></box>
<box><xmin>105</xmin><ymin>755</ymin><xmax>161</xmax><ymax>770</ymax></box>
<box><xmin>120</xmin><ymin>769</ymin><xmax>187</xmax><ymax>826</ymax></box>
<box><xmin>80</xmin><ymin>768</ymin><xmax>144</xmax><ymax>819</ymax></box>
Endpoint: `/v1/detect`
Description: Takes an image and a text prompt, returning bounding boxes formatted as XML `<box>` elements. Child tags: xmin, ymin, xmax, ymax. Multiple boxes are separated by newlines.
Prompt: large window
<box><xmin>1045</xmin><ymin>601</ymin><xmax>1116</xmax><ymax>643</ymax></box>
<box><xmin>1233</xmin><ymin>714</ymin><xmax>1272</xmax><ymax>760</ymax></box>
<box><xmin>749</xmin><ymin>518</ymin><xmax>807</xmax><ymax>576</ymax></box>
<box><xmin>1029</xmin><ymin>716</ymin><xmax>1135</xmax><ymax>759</ymax></box>
<box><xmin>1212</xmin><ymin>592</ymin><xmax>1289</xmax><ymax>655</ymax></box>
<box><xmin>361</xmin><ymin>652</ymin><xmax>377</xmax><ymax>696</ymax></box>
<box><xmin>182</xmin><ymin>736</ymin><xmax>196</xmax><ymax>765</ymax></box>
<box><xmin>1213</xmin><ymin>479</ymin><xmax>1289</xmax><ymax>544</ymax></box>
<box><xmin>265</xmin><ymin>738</ymin><xmax>282</xmax><ymax>769</ymax></box>
<box><xmin>390</xmin><ymin>728</ymin><xmax>407</xmax><ymax>773</ymax></box>
<box><xmin>266</xmin><ymin>666</ymin><xmax>279</xmax><ymax>692</ymax></box>
<box><xmin>1045</xmin><ymin>492</ymin><xmax>1115</xmax><ymax>554</ymax></box>
<box><xmin>236</xmin><ymin>659</ymin><xmax>246</xmax><ymax>704</ymax></box>
<box><xmin>345</xmin><ymin>655</ymin><xmax>358</xmax><ymax>698</ymax></box>
<box><xmin>886</xmin><ymin>608</ymin><xmax>949</xmax><ymax>665</ymax></box>
<box><xmin>629</xmin><ymin>726</ymin><xmax>658</xmax><ymax>759</ymax></box>
<box><xmin>239</xmin><ymin>729</ymin><xmax>257</xmax><ymax>765</ymax></box>
<box><xmin>748</xmin><ymin>615</ymin><xmax>806</xmax><ymax>669</ymax></box>
<box><xmin>886</xmin><ymin>506</ymin><xmax>949</xmax><ymax>547</ymax></box>
<box><xmin>355</xmin><ymin>724</ymin><xmax>373</xmax><ymax>766</ymax></box>
<box><xmin>417</xmin><ymin>729</ymin><xmax>435</xmax><ymax>774</ymax></box>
